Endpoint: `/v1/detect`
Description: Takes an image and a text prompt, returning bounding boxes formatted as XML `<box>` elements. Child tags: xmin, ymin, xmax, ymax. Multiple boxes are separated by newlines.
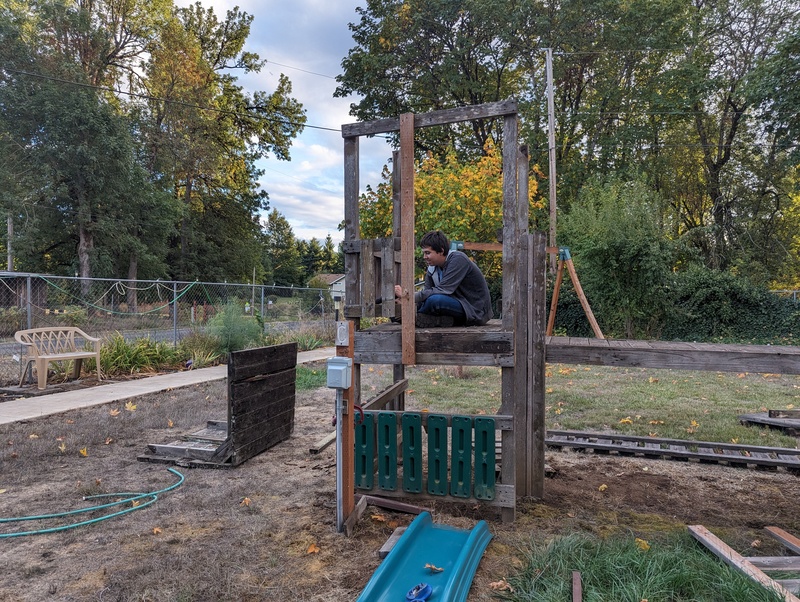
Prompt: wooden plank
<box><xmin>572</xmin><ymin>571</ymin><xmax>583</xmax><ymax>602</ymax></box>
<box><xmin>381</xmin><ymin>238</ymin><xmax>396</xmax><ymax>318</ymax></box>
<box><xmin>309</xmin><ymin>431</ymin><xmax>336</xmax><ymax>455</ymax></box>
<box><xmin>341</xmin><ymin>100</ymin><xmax>519</xmax><ymax>137</ymax></box>
<box><xmin>530</xmin><ymin>232</ymin><xmax>547</xmax><ymax>499</ymax></box>
<box><xmin>361</xmin><ymin>239</ymin><xmax>377</xmax><ymax>316</ymax></box>
<box><xmin>564</xmin><ymin>258</ymin><xmax>604</xmax><ymax>339</ymax></box>
<box><xmin>546</xmin><ymin>337</ymin><xmax>800</xmax><ymax>374</ymax></box>
<box><xmin>688</xmin><ymin>525</ymin><xmax>800</xmax><ymax>602</ymax></box>
<box><xmin>765</xmin><ymin>527</ymin><xmax>800</xmax><ymax>555</ymax></box>
<box><xmin>399</xmin><ymin>112</ymin><xmax>415</xmax><ymax>365</ymax></box>
<box><xmin>777</xmin><ymin>580</ymin><xmax>800</xmax><ymax>594</ymax></box>
<box><xmin>362</xmin><ymin>379</ymin><xmax>409</xmax><ymax>411</ymax></box>
<box><xmin>770</xmin><ymin>409</ymin><xmax>800</xmax><ymax>418</ymax></box>
<box><xmin>343</xmin><ymin>494</ymin><xmax>369</xmax><ymax>538</ymax></box>
<box><xmin>227</xmin><ymin>343</ymin><xmax>297</xmax><ymax>383</ymax></box>
<box><xmin>338</xmin><ymin>320</ymin><xmax>357</xmax><ymax>523</ymax></box>
<box><xmin>343</xmin><ymin>135</ymin><xmax>360</xmax><ymax>313</ymax></box>
<box><xmin>746</xmin><ymin>557</ymin><xmax>800</xmax><ymax>571</ymax></box>
<box><xmin>358</xmin><ymin>495</ymin><xmax>427</xmax><ymax>515</ymax></box>
<box><xmin>379</xmin><ymin>526</ymin><xmax>408</xmax><ymax>558</ymax></box>
<box><xmin>230</xmin><ymin>394</ymin><xmax>295</xmax><ymax>433</ymax></box>
<box><xmin>232</xmin><ymin>420</ymin><xmax>295</xmax><ymax>465</ymax></box>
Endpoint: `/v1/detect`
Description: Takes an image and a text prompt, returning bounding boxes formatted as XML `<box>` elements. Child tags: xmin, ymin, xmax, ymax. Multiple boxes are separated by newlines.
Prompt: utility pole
<box><xmin>546</xmin><ymin>48</ymin><xmax>557</xmax><ymax>273</ymax></box>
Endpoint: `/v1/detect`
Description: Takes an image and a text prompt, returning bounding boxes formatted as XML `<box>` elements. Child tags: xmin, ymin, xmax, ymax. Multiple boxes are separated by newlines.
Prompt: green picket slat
<box><xmin>473</xmin><ymin>417</ymin><xmax>496</xmax><ymax>500</ymax></box>
<box><xmin>354</xmin><ymin>412</ymin><xmax>375</xmax><ymax>490</ymax></box>
<box><xmin>402</xmin><ymin>413</ymin><xmax>423</xmax><ymax>493</ymax></box>
<box><xmin>427</xmin><ymin>415</ymin><xmax>448</xmax><ymax>496</ymax></box>
<box><xmin>450</xmin><ymin>416</ymin><xmax>472</xmax><ymax>498</ymax></box>
<box><xmin>377</xmin><ymin>412</ymin><xmax>398</xmax><ymax>491</ymax></box>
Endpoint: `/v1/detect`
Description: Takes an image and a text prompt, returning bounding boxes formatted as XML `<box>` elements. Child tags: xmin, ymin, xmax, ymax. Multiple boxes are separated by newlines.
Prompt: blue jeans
<box><xmin>418</xmin><ymin>294</ymin><xmax>466</xmax><ymax>325</ymax></box>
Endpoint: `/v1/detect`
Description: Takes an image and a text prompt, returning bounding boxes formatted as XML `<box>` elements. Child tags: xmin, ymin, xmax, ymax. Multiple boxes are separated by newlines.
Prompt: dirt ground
<box><xmin>1</xmin><ymin>362</ymin><xmax>799</xmax><ymax>601</ymax></box>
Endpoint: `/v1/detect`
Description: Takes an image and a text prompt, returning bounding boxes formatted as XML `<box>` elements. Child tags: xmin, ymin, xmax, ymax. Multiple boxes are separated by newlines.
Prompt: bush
<box><xmin>100</xmin><ymin>333</ymin><xmax>185</xmax><ymax>375</ymax></box>
<box><xmin>205</xmin><ymin>301</ymin><xmax>264</xmax><ymax>354</ymax></box>
<box><xmin>662</xmin><ymin>265</ymin><xmax>800</xmax><ymax>343</ymax></box>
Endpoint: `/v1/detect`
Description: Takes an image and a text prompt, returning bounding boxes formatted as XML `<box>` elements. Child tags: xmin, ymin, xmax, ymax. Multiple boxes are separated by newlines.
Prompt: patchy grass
<box><xmin>403</xmin><ymin>363</ymin><xmax>799</xmax><ymax>448</ymax></box>
<box><xmin>502</xmin><ymin>532</ymin><xmax>785</xmax><ymax>602</ymax></box>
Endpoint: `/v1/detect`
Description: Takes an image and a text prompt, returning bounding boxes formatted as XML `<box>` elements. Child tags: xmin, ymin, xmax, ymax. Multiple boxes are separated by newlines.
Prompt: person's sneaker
<box><xmin>415</xmin><ymin>313</ymin><xmax>454</xmax><ymax>328</ymax></box>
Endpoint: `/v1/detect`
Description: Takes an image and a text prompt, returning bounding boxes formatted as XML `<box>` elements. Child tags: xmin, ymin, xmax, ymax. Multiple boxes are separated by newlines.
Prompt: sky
<box><xmin>175</xmin><ymin>0</ymin><xmax>392</xmax><ymax>245</ymax></box>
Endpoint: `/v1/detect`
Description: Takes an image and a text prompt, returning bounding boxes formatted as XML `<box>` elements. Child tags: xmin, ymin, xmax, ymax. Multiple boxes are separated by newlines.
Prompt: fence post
<box><xmin>260</xmin><ymin>285</ymin><xmax>265</xmax><ymax>326</ymax></box>
<box><xmin>26</xmin><ymin>276</ymin><xmax>32</xmax><ymax>330</ymax></box>
<box><xmin>173</xmin><ymin>282</ymin><xmax>178</xmax><ymax>346</ymax></box>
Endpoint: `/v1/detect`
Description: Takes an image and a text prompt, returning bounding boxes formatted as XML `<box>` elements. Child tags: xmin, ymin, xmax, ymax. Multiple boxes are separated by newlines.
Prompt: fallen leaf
<box><xmin>598</xmin><ymin>484</ymin><xmax>608</xmax><ymax>492</ymax></box>
<box><xmin>751</xmin><ymin>539</ymin><xmax>761</xmax><ymax>548</ymax></box>
<box><xmin>635</xmin><ymin>538</ymin><xmax>650</xmax><ymax>551</ymax></box>
<box><xmin>648</xmin><ymin>377</ymin><xmax>659</xmax><ymax>383</ymax></box>
<box><xmin>153</xmin><ymin>527</ymin><xmax>162</xmax><ymax>535</ymax></box>
<box><xmin>109</xmin><ymin>409</ymin><xmax>120</xmax><ymax>417</ymax></box>
<box><xmin>95</xmin><ymin>478</ymin><xmax>102</xmax><ymax>486</ymax></box>
<box><xmin>489</xmin><ymin>579</ymin><xmax>514</xmax><ymax>592</ymax></box>
<box><xmin>66</xmin><ymin>419</ymin><xmax>74</xmax><ymax>424</ymax></box>
<box><xmin>307</xmin><ymin>543</ymin><xmax>320</xmax><ymax>554</ymax></box>
<box><xmin>131</xmin><ymin>500</ymin><xmax>140</xmax><ymax>507</ymax></box>
<box><xmin>104</xmin><ymin>437</ymin><xmax>113</xmax><ymax>445</ymax></box>
<box><xmin>388</xmin><ymin>520</ymin><xmax>399</xmax><ymax>529</ymax></box>
<box><xmin>0</xmin><ymin>489</ymin><xmax>6</xmax><ymax>494</ymax></box>
<box><xmin>240</xmin><ymin>497</ymin><xmax>251</xmax><ymax>507</ymax></box>
<box><xmin>167</xmin><ymin>419</ymin><xmax>174</xmax><ymax>428</ymax></box>
<box><xmin>730</xmin><ymin>438</ymin><xmax>739</xmax><ymax>444</ymax></box>
<box><xmin>125</xmin><ymin>401</ymin><xmax>137</xmax><ymax>412</ymax></box>
<box><xmin>79</xmin><ymin>447</ymin><xmax>88</xmax><ymax>457</ymax></box>
<box><xmin>28</xmin><ymin>433</ymin><xmax>39</xmax><ymax>439</ymax></box>
<box><xmin>371</xmin><ymin>513</ymin><xmax>386</xmax><ymax>522</ymax></box>
<box><xmin>619</xmin><ymin>417</ymin><xmax>633</xmax><ymax>425</ymax></box>
<box><xmin>58</xmin><ymin>442</ymin><xmax>66</xmax><ymax>454</ymax></box>
<box><xmin>425</xmin><ymin>563</ymin><xmax>444</xmax><ymax>573</ymax></box>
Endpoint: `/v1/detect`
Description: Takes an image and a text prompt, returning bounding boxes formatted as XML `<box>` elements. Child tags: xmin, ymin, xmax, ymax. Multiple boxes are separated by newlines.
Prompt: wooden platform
<box><xmin>740</xmin><ymin>413</ymin><xmax>800</xmax><ymax>436</ymax></box>
<box><xmin>354</xmin><ymin>321</ymin><xmax>512</xmax><ymax>366</ymax></box>
<box><xmin>546</xmin><ymin>336</ymin><xmax>800</xmax><ymax>374</ymax></box>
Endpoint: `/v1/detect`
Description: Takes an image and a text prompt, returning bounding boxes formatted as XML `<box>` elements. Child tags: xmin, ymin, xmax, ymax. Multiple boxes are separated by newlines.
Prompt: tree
<box><xmin>263</xmin><ymin>209</ymin><xmax>303</xmax><ymax>287</ymax></box>
<box><xmin>335</xmin><ymin>0</ymin><xmax>527</xmax><ymax>158</ymax></box>
<box><xmin>142</xmin><ymin>3</ymin><xmax>306</xmax><ymax>281</ymax></box>
<box><xmin>359</xmin><ymin>141</ymin><xmax>542</xmax><ymax>284</ymax></box>
<box><xmin>559</xmin><ymin>178</ymin><xmax>681</xmax><ymax>338</ymax></box>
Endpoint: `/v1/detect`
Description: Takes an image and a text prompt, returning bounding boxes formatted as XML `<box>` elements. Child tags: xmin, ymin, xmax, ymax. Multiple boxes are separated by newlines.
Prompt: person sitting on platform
<box><xmin>394</xmin><ymin>230</ymin><xmax>493</xmax><ymax>328</ymax></box>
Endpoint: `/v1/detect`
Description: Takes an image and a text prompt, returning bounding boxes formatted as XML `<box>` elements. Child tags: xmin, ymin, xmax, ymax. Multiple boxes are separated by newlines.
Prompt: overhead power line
<box><xmin>5</xmin><ymin>68</ymin><xmax>342</xmax><ymax>134</ymax></box>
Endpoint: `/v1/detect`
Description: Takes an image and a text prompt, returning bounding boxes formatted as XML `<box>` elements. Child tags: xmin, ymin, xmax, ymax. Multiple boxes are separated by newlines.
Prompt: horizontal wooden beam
<box><xmin>546</xmin><ymin>336</ymin><xmax>800</xmax><ymax>374</ymax></box>
<box><xmin>341</xmin><ymin>100</ymin><xmax>518</xmax><ymax>137</ymax></box>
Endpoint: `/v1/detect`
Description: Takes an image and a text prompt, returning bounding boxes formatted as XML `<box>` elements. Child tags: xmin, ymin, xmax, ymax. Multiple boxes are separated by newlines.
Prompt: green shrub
<box><xmin>662</xmin><ymin>265</ymin><xmax>800</xmax><ymax>343</ymax></box>
<box><xmin>100</xmin><ymin>333</ymin><xmax>184</xmax><ymax>375</ymax></box>
<box><xmin>205</xmin><ymin>301</ymin><xmax>264</xmax><ymax>354</ymax></box>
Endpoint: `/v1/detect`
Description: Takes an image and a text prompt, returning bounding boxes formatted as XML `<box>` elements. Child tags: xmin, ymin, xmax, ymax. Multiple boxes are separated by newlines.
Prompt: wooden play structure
<box><xmin>334</xmin><ymin>99</ymin><xmax>800</xmax><ymax>532</ymax></box>
<box><xmin>336</xmin><ymin>100</ymin><xmax>544</xmax><ymax>527</ymax></box>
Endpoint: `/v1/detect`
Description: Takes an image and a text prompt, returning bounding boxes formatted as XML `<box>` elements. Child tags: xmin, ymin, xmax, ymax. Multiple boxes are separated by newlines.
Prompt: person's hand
<box><xmin>394</xmin><ymin>284</ymin><xmax>403</xmax><ymax>299</ymax></box>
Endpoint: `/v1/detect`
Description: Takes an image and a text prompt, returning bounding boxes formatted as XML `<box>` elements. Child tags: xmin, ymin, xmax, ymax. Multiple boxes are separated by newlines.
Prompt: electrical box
<box><xmin>326</xmin><ymin>356</ymin><xmax>352</xmax><ymax>389</ymax></box>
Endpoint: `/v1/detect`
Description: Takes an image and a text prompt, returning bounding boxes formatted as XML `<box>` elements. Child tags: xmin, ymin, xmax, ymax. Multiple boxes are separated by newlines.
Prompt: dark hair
<box><xmin>419</xmin><ymin>230</ymin><xmax>449</xmax><ymax>255</ymax></box>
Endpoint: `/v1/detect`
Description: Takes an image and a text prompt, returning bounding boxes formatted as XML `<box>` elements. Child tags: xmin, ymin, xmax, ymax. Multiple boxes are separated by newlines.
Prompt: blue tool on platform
<box><xmin>356</xmin><ymin>511</ymin><xmax>492</xmax><ymax>602</ymax></box>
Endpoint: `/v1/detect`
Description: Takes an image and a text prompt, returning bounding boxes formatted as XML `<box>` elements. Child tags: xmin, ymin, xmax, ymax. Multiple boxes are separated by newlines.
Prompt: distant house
<box><xmin>314</xmin><ymin>273</ymin><xmax>345</xmax><ymax>303</ymax></box>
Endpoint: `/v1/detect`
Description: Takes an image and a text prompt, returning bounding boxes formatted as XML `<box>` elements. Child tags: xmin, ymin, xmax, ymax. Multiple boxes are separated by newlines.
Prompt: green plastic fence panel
<box><xmin>450</xmin><ymin>416</ymin><xmax>472</xmax><ymax>498</ymax></box>
<box><xmin>354</xmin><ymin>412</ymin><xmax>375</xmax><ymax>490</ymax></box>
<box><xmin>377</xmin><ymin>412</ymin><xmax>398</xmax><ymax>491</ymax></box>
<box><xmin>473</xmin><ymin>417</ymin><xmax>496</xmax><ymax>500</ymax></box>
<box><xmin>402</xmin><ymin>413</ymin><xmax>423</xmax><ymax>493</ymax></box>
<box><xmin>427</xmin><ymin>415</ymin><xmax>449</xmax><ymax>496</ymax></box>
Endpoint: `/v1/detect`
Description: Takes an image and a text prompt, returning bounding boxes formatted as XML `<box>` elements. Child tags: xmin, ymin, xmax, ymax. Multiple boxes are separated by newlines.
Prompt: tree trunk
<box><xmin>78</xmin><ymin>223</ymin><xmax>93</xmax><ymax>298</ymax></box>
<box><xmin>127</xmin><ymin>254</ymin><xmax>138</xmax><ymax>313</ymax></box>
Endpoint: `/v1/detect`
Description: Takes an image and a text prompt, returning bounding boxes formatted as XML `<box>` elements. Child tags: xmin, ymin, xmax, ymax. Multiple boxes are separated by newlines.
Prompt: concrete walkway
<box><xmin>0</xmin><ymin>347</ymin><xmax>335</xmax><ymax>425</ymax></box>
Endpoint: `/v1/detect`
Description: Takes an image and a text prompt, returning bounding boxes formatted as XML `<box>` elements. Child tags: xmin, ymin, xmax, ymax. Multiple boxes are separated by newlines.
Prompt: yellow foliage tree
<box><xmin>359</xmin><ymin>141</ymin><xmax>543</xmax><ymax>281</ymax></box>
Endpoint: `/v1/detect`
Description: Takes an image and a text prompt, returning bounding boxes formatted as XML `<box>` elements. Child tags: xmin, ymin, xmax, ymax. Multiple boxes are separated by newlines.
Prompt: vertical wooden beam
<box><xmin>513</xmin><ymin>144</ymin><xmax>530</xmax><ymax>497</ymax></box>
<box><xmin>391</xmin><ymin>149</ymin><xmax>405</xmax><ymax>410</ymax></box>
<box><xmin>343</xmin><ymin>136</ymin><xmax>360</xmax><ymax>310</ymax></box>
<box><xmin>500</xmin><ymin>116</ymin><xmax>520</xmax><ymax>521</ymax></box>
<box><xmin>399</xmin><ymin>113</ymin><xmax>416</xmax><ymax>365</ymax></box>
<box><xmin>337</xmin><ymin>320</ymin><xmax>356</xmax><ymax>527</ymax></box>
<box><xmin>530</xmin><ymin>231</ymin><xmax>547</xmax><ymax>498</ymax></box>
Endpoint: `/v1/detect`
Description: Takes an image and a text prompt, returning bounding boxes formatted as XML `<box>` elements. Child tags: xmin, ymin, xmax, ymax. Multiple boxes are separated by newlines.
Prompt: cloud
<box><xmin>174</xmin><ymin>0</ymin><xmax>394</xmax><ymax>244</ymax></box>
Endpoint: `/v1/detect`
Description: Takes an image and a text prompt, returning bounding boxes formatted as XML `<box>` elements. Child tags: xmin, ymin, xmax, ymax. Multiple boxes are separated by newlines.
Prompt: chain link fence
<box><xmin>0</xmin><ymin>273</ymin><xmax>337</xmax><ymax>386</ymax></box>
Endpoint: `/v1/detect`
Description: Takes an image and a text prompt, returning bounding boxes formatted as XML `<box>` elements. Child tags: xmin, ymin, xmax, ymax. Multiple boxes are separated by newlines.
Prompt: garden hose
<box><xmin>0</xmin><ymin>468</ymin><xmax>184</xmax><ymax>538</ymax></box>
